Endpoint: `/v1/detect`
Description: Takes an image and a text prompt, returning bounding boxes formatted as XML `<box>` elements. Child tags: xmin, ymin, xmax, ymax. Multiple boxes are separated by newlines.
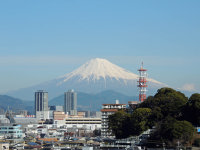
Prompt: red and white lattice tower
<box><xmin>137</xmin><ymin>62</ymin><xmax>148</xmax><ymax>102</ymax></box>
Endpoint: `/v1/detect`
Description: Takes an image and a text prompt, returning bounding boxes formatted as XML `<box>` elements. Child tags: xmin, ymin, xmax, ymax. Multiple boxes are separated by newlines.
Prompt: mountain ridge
<box><xmin>0</xmin><ymin>90</ymin><xmax>138</xmax><ymax>113</ymax></box>
<box><xmin>0</xmin><ymin>95</ymin><xmax>32</xmax><ymax>113</ymax></box>
<box><xmin>6</xmin><ymin>58</ymin><xmax>165</xmax><ymax>100</ymax></box>
<box><xmin>49</xmin><ymin>90</ymin><xmax>138</xmax><ymax>111</ymax></box>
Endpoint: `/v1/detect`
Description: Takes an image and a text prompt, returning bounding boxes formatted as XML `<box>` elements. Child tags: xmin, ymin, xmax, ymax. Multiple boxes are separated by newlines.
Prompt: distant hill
<box><xmin>0</xmin><ymin>90</ymin><xmax>138</xmax><ymax>114</ymax></box>
<box><xmin>0</xmin><ymin>95</ymin><xmax>34</xmax><ymax>114</ymax></box>
<box><xmin>49</xmin><ymin>90</ymin><xmax>138</xmax><ymax>111</ymax></box>
<box><xmin>0</xmin><ymin>95</ymin><xmax>25</xmax><ymax>111</ymax></box>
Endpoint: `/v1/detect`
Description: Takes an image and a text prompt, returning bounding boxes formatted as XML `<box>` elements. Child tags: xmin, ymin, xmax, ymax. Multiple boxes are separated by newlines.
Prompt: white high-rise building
<box><xmin>101</xmin><ymin>100</ymin><xmax>126</xmax><ymax>137</ymax></box>
<box><xmin>64</xmin><ymin>89</ymin><xmax>77</xmax><ymax>115</ymax></box>
<box><xmin>35</xmin><ymin>90</ymin><xmax>49</xmax><ymax>120</ymax></box>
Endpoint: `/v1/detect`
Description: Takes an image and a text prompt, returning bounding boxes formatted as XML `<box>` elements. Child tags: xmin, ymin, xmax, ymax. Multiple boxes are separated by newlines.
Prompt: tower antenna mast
<box><xmin>137</xmin><ymin>62</ymin><xmax>148</xmax><ymax>102</ymax></box>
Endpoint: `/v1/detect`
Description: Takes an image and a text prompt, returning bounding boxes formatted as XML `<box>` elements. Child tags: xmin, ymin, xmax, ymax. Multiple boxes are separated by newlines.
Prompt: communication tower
<box><xmin>137</xmin><ymin>62</ymin><xmax>148</xmax><ymax>102</ymax></box>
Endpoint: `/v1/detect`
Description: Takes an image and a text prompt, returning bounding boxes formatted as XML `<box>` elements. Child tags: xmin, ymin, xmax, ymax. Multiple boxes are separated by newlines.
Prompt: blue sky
<box><xmin>0</xmin><ymin>0</ymin><xmax>199</xmax><ymax>94</ymax></box>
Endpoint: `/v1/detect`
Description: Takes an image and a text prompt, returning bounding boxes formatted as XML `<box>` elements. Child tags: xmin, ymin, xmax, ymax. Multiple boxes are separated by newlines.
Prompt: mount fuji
<box><xmin>7</xmin><ymin>58</ymin><xmax>166</xmax><ymax>101</ymax></box>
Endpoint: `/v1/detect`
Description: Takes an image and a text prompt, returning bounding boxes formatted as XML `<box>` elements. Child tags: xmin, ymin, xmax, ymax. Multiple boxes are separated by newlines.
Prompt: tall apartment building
<box><xmin>35</xmin><ymin>90</ymin><xmax>49</xmax><ymax>120</ymax></box>
<box><xmin>101</xmin><ymin>100</ymin><xmax>126</xmax><ymax>137</ymax></box>
<box><xmin>64</xmin><ymin>89</ymin><xmax>77</xmax><ymax>115</ymax></box>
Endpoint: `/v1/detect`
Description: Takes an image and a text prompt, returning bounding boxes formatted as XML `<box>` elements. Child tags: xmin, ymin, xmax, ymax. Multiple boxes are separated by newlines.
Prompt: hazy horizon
<box><xmin>0</xmin><ymin>1</ymin><xmax>199</xmax><ymax>94</ymax></box>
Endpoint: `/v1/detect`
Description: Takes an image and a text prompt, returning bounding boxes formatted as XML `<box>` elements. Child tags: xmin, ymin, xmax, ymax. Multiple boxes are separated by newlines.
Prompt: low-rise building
<box><xmin>0</xmin><ymin>124</ymin><xmax>24</xmax><ymax>138</ymax></box>
<box><xmin>14</xmin><ymin>116</ymin><xmax>37</xmax><ymax>125</ymax></box>
<box><xmin>65</xmin><ymin>117</ymin><xmax>101</xmax><ymax>130</ymax></box>
<box><xmin>53</xmin><ymin>111</ymin><xmax>67</xmax><ymax>125</ymax></box>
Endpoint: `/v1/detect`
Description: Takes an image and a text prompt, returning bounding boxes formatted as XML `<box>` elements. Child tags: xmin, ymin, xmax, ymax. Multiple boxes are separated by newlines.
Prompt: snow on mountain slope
<box><xmin>61</xmin><ymin>58</ymin><xmax>138</xmax><ymax>81</ymax></box>
<box><xmin>7</xmin><ymin>58</ymin><xmax>166</xmax><ymax>100</ymax></box>
<box><xmin>57</xmin><ymin>58</ymin><xmax>163</xmax><ymax>85</ymax></box>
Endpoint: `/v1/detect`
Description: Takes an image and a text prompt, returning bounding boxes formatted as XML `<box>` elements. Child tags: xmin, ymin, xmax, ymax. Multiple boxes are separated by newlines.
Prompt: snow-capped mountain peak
<box><xmin>7</xmin><ymin>58</ymin><xmax>166</xmax><ymax>100</ymax></box>
<box><xmin>60</xmin><ymin>58</ymin><xmax>138</xmax><ymax>82</ymax></box>
<box><xmin>58</xmin><ymin>58</ymin><xmax>163</xmax><ymax>85</ymax></box>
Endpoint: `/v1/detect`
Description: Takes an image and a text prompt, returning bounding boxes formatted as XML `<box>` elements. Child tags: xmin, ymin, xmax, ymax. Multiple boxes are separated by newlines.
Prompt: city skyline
<box><xmin>0</xmin><ymin>1</ymin><xmax>199</xmax><ymax>94</ymax></box>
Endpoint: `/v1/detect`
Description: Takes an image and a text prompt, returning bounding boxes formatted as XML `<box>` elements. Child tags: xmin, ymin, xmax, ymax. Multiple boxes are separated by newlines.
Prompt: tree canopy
<box><xmin>108</xmin><ymin>110</ymin><xmax>131</xmax><ymax>139</ymax></box>
<box><xmin>108</xmin><ymin>108</ymin><xmax>152</xmax><ymax>139</ymax></box>
<box><xmin>108</xmin><ymin>87</ymin><xmax>198</xmax><ymax>146</ymax></box>
<box><xmin>130</xmin><ymin>108</ymin><xmax>152</xmax><ymax>136</ymax></box>
<box><xmin>182</xmin><ymin>93</ymin><xmax>200</xmax><ymax>126</ymax></box>
<box><xmin>152</xmin><ymin>116</ymin><xmax>195</xmax><ymax>146</ymax></box>
<box><xmin>139</xmin><ymin>87</ymin><xmax>188</xmax><ymax>119</ymax></box>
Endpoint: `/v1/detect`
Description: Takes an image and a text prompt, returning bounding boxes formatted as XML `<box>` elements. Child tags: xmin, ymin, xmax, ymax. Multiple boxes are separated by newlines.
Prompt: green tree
<box><xmin>139</xmin><ymin>88</ymin><xmax>188</xmax><ymax>119</ymax></box>
<box><xmin>108</xmin><ymin>87</ymin><xmax>196</xmax><ymax>144</ymax></box>
<box><xmin>183</xmin><ymin>93</ymin><xmax>200</xmax><ymax>126</ymax></box>
<box><xmin>108</xmin><ymin>108</ymin><xmax>152</xmax><ymax>138</ymax></box>
<box><xmin>148</xmin><ymin>106</ymin><xmax>163</xmax><ymax>127</ymax></box>
<box><xmin>108</xmin><ymin>110</ymin><xmax>131</xmax><ymax>139</ymax></box>
<box><xmin>154</xmin><ymin>117</ymin><xmax>195</xmax><ymax>146</ymax></box>
<box><xmin>130</xmin><ymin>108</ymin><xmax>152</xmax><ymax>136</ymax></box>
